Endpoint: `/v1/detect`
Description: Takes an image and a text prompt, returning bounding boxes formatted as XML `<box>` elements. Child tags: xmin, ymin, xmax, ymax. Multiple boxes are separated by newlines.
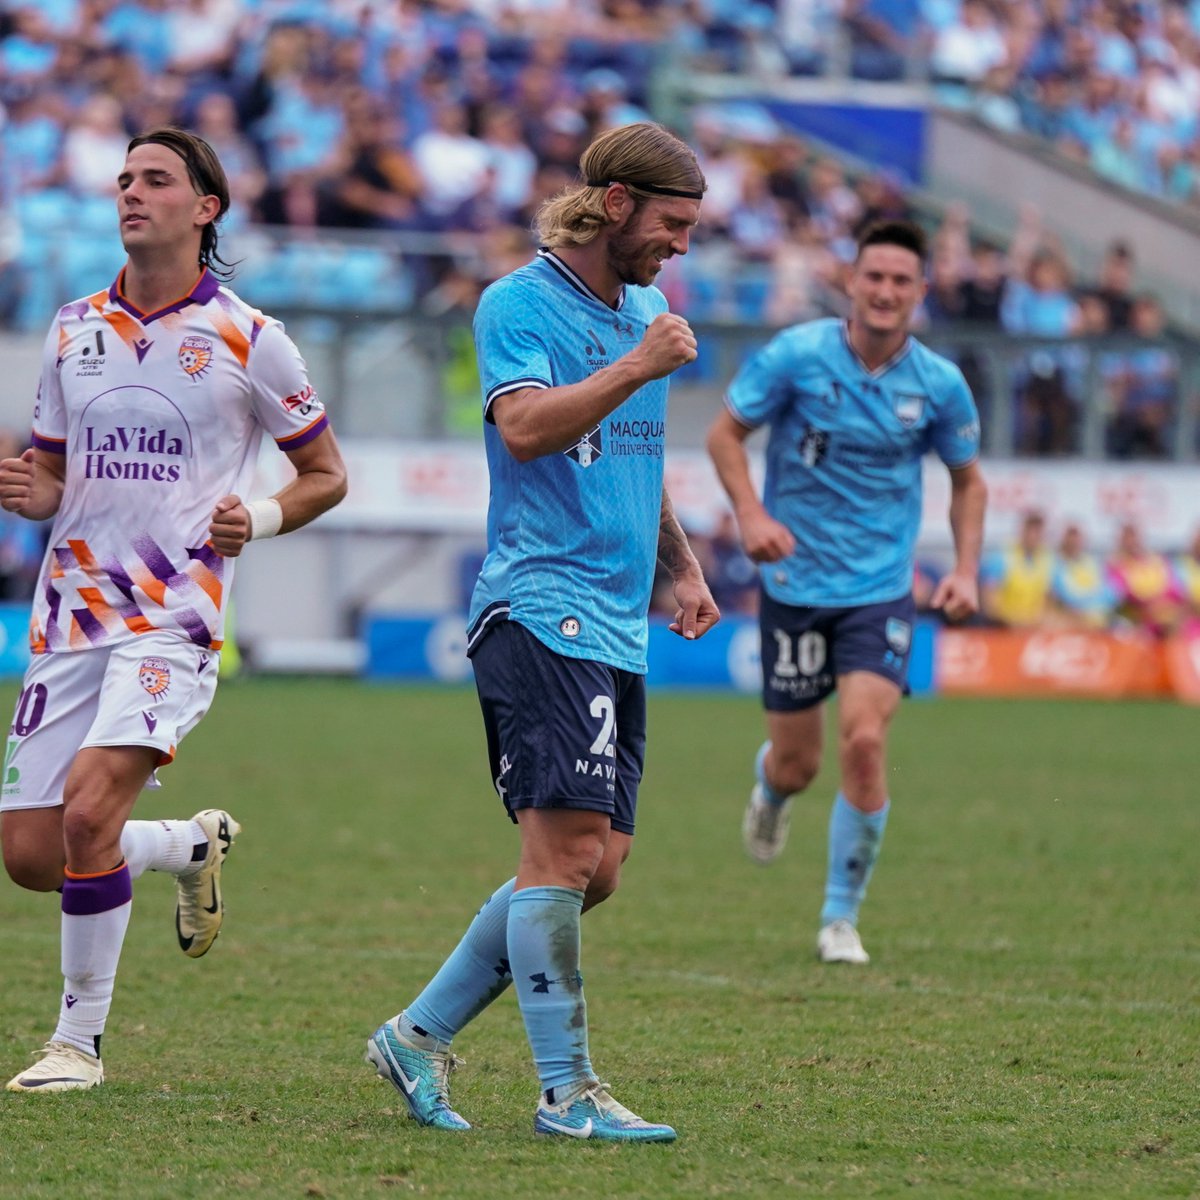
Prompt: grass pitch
<box><xmin>0</xmin><ymin>680</ymin><xmax>1196</xmax><ymax>1199</ymax></box>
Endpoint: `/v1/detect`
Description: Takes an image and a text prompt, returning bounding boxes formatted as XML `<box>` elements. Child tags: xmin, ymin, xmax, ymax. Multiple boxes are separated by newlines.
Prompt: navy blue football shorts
<box><xmin>469</xmin><ymin>620</ymin><xmax>646</xmax><ymax>835</ymax></box>
<box><xmin>759</xmin><ymin>589</ymin><xmax>916</xmax><ymax>712</ymax></box>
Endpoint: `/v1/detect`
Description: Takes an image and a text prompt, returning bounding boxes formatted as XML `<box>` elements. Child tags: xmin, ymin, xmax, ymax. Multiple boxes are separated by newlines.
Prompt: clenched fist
<box><xmin>633</xmin><ymin>312</ymin><xmax>698</xmax><ymax>381</ymax></box>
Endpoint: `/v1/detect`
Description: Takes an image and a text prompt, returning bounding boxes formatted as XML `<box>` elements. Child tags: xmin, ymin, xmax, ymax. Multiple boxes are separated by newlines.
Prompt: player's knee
<box><xmin>60</xmin><ymin>800</ymin><xmax>113</xmax><ymax>855</ymax></box>
<box><xmin>583</xmin><ymin>866</ymin><xmax>620</xmax><ymax>910</ymax></box>
<box><xmin>841</xmin><ymin>725</ymin><xmax>886</xmax><ymax>781</ymax></box>
<box><xmin>772</xmin><ymin>748</ymin><xmax>821</xmax><ymax>795</ymax></box>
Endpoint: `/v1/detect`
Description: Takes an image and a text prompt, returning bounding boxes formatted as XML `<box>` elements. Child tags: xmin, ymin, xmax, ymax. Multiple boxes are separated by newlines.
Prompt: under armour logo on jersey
<box><xmin>564</xmin><ymin>425</ymin><xmax>602</xmax><ymax>468</ymax></box>
<box><xmin>799</xmin><ymin>427</ymin><xmax>829</xmax><ymax>468</ymax></box>
<box><xmin>529</xmin><ymin>970</ymin><xmax>584</xmax><ymax>994</ymax></box>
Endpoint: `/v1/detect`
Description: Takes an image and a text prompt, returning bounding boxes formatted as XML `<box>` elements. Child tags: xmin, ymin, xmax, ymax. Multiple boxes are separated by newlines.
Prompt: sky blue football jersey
<box><xmin>726</xmin><ymin>318</ymin><xmax>981</xmax><ymax>607</ymax></box>
<box><xmin>467</xmin><ymin>250</ymin><xmax>671</xmax><ymax>673</ymax></box>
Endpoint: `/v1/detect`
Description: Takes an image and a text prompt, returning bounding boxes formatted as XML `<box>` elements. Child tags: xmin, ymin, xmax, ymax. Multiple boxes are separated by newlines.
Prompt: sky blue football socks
<box><xmin>821</xmin><ymin>792</ymin><xmax>889</xmax><ymax>926</ymax></box>
<box><xmin>508</xmin><ymin>885</ymin><xmax>593</xmax><ymax>1098</ymax></box>
<box><xmin>755</xmin><ymin>740</ymin><xmax>790</xmax><ymax>806</ymax></box>
<box><xmin>405</xmin><ymin>877</ymin><xmax>516</xmax><ymax>1044</ymax></box>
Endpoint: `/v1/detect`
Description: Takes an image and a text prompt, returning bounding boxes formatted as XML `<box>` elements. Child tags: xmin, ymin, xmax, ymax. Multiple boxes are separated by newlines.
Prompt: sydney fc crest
<box><xmin>885</xmin><ymin>618</ymin><xmax>911</xmax><ymax>653</ymax></box>
<box><xmin>894</xmin><ymin>392</ymin><xmax>926</xmax><ymax>428</ymax></box>
<box><xmin>565</xmin><ymin>424</ymin><xmax>603</xmax><ymax>468</ymax></box>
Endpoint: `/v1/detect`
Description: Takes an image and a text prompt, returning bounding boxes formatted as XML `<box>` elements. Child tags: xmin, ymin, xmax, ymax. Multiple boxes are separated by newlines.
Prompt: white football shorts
<box><xmin>1</xmin><ymin>631</ymin><xmax>220</xmax><ymax>811</ymax></box>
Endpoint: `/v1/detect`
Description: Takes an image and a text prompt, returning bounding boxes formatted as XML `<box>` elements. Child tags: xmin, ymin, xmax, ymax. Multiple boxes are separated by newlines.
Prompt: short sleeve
<box><xmin>247</xmin><ymin>320</ymin><xmax>330</xmax><ymax>451</ymax></box>
<box><xmin>929</xmin><ymin>365</ymin><xmax>980</xmax><ymax>468</ymax></box>
<box><xmin>31</xmin><ymin>319</ymin><xmax>67</xmax><ymax>454</ymax></box>
<box><xmin>473</xmin><ymin>279</ymin><xmax>552</xmax><ymax>421</ymax></box>
<box><xmin>724</xmin><ymin>332</ymin><xmax>798</xmax><ymax>429</ymax></box>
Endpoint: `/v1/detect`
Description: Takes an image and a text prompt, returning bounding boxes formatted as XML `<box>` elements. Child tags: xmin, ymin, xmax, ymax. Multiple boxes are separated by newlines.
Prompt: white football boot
<box><xmin>176</xmin><ymin>809</ymin><xmax>240</xmax><ymax>958</ymax></box>
<box><xmin>7</xmin><ymin>1042</ymin><xmax>104</xmax><ymax>1092</ymax></box>
<box><xmin>742</xmin><ymin>783</ymin><xmax>792</xmax><ymax>865</ymax></box>
<box><xmin>817</xmin><ymin>918</ymin><xmax>870</xmax><ymax>964</ymax></box>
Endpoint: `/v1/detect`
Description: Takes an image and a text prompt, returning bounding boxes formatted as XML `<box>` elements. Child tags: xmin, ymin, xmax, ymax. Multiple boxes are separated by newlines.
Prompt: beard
<box><xmin>606</xmin><ymin>213</ymin><xmax>660</xmax><ymax>287</ymax></box>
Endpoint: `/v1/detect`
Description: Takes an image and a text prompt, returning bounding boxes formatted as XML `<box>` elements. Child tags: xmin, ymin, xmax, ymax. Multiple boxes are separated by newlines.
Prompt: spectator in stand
<box><xmin>762</xmin><ymin>136</ymin><xmax>811</xmax><ymax>227</ymax></box>
<box><xmin>1173</xmin><ymin>526</ymin><xmax>1200</xmax><ymax>630</ymax></box>
<box><xmin>192</xmin><ymin>90</ymin><xmax>266</xmax><ymax>229</ymax></box>
<box><xmin>1048</xmin><ymin>522</ymin><xmax>1113</xmax><ymax>629</ymax></box>
<box><xmin>853</xmin><ymin>169</ymin><xmax>913</xmax><ymax>236</ymax></box>
<box><xmin>960</xmin><ymin>240</ymin><xmax>1007</xmax><ymax>324</ymax></box>
<box><xmin>164</xmin><ymin>0</ymin><xmax>240</xmax><ymax>84</ymax></box>
<box><xmin>1075</xmin><ymin>288</ymin><xmax>1113</xmax><ymax>336</ymax></box>
<box><xmin>1</xmin><ymin>86</ymin><xmax>67</xmax><ymax>196</ymax></box>
<box><xmin>1001</xmin><ymin>229</ymin><xmax>1083</xmax><ymax>455</ymax></box>
<box><xmin>728</xmin><ymin>163</ymin><xmax>788</xmax><ymax>263</ymax></box>
<box><xmin>62</xmin><ymin>93</ymin><xmax>129</xmax><ymax>197</ymax></box>
<box><xmin>579</xmin><ymin>68</ymin><xmax>651</xmax><ymax>131</ymax></box>
<box><xmin>321</xmin><ymin>90</ymin><xmax>423</xmax><ymax>231</ymax></box>
<box><xmin>806</xmin><ymin>156</ymin><xmax>863</xmax><ymax>258</ymax></box>
<box><xmin>481</xmin><ymin>105</ymin><xmax>537</xmax><ymax>224</ymax></box>
<box><xmin>764</xmin><ymin>220</ymin><xmax>838</xmax><ymax>327</ymax></box>
<box><xmin>923</xmin><ymin>242</ymin><xmax>967</xmax><ymax>324</ymax></box>
<box><xmin>930</xmin><ymin>0</ymin><xmax>1008</xmax><ymax>88</ymax></box>
<box><xmin>1095</xmin><ymin>239</ymin><xmax>1136</xmax><ymax>330</ymax></box>
<box><xmin>690</xmin><ymin>113</ymin><xmax>748</xmax><ymax>239</ymax></box>
<box><xmin>252</xmin><ymin>27</ymin><xmax>346</xmax><ymax>227</ymax></box>
<box><xmin>1021</xmin><ymin>68</ymin><xmax>1076</xmax><ymax>143</ymax></box>
<box><xmin>1102</xmin><ymin>293</ymin><xmax>1179</xmax><ymax>460</ymax></box>
<box><xmin>980</xmin><ymin>509</ymin><xmax>1053</xmax><ymax>628</ymax></box>
<box><xmin>412</xmin><ymin>101</ymin><xmax>493</xmax><ymax>230</ymax></box>
<box><xmin>843</xmin><ymin>0</ymin><xmax>924</xmax><ymax>81</ymax></box>
<box><xmin>1107</xmin><ymin>521</ymin><xmax>1186</xmax><ymax>636</ymax></box>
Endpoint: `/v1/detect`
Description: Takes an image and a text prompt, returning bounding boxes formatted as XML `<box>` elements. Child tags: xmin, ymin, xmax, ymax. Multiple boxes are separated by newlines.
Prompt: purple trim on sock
<box><xmin>62</xmin><ymin>865</ymin><xmax>132</xmax><ymax>915</ymax></box>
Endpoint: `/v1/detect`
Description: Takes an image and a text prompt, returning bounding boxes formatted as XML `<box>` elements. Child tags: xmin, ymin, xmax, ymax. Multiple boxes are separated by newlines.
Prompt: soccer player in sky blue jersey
<box><xmin>707</xmin><ymin>220</ymin><xmax>988</xmax><ymax>966</ymax></box>
<box><xmin>367</xmin><ymin>123</ymin><xmax>719</xmax><ymax>1143</ymax></box>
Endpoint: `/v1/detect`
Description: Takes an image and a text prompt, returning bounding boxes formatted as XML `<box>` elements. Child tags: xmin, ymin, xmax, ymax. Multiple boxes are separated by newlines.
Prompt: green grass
<box><xmin>1</xmin><ymin>681</ymin><xmax>1196</xmax><ymax>1198</ymax></box>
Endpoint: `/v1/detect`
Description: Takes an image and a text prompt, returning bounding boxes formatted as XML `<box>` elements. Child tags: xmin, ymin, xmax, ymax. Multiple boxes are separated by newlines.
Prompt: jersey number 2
<box><xmin>588</xmin><ymin>695</ymin><xmax>616</xmax><ymax>757</ymax></box>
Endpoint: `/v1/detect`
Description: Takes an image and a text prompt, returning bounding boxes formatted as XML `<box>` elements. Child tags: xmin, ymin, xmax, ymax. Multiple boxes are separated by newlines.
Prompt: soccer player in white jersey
<box><xmin>706</xmin><ymin>220</ymin><xmax>988</xmax><ymax>965</ymax></box>
<box><xmin>366</xmin><ymin>123</ymin><xmax>718</xmax><ymax>1142</ymax></box>
<box><xmin>0</xmin><ymin>127</ymin><xmax>347</xmax><ymax>1091</ymax></box>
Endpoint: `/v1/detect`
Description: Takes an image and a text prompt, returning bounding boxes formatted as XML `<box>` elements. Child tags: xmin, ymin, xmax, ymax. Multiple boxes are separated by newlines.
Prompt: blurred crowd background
<box><xmin>1</xmin><ymin>0</ymin><xmax>1199</xmax><ymax>642</ymax></box>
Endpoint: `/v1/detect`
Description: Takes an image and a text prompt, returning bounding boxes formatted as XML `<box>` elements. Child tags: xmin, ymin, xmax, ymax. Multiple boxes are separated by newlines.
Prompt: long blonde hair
<box><xmin>535</xmin><ymin>122</ymin><xmax>706</xmax><ymax>249</ymax></box>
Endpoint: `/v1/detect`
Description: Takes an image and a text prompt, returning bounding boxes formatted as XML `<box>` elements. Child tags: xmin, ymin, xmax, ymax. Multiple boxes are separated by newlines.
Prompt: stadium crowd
<box><xmin>972</xmin><ymin>507</ymin><xmax>1200</xmax><ymax>634</ymax></box>
<box><xmin>0</xmin><ymin>0</ymin><xmax>1195</xmax><ymax>459</ymax></box>
<box><xmin>649</xmin><ymin>503</ymin><xmax>1200</xmax><ymax>637</ymax></box>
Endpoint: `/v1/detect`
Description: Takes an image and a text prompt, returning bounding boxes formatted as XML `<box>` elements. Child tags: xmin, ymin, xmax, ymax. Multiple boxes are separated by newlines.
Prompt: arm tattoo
<box><xmin>658</xmin><ymin>489</ymin><xmax>696</xmax><ymax>578</ymax></box>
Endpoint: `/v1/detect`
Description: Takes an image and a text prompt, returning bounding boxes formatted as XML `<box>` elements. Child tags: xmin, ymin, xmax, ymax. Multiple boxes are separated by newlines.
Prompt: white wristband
<box><xmin>245</xmin><ymin>498</ymin><xmax>284</xmax><ymax>540</ymax></box>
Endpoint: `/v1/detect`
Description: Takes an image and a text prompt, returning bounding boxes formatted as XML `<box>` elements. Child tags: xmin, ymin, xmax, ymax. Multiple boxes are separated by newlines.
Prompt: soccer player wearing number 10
<box><xmin>706</xmin><ymin>220</ymin><xmax>988</xmax><ymax>965</ymax></box>
<box><xmin>367</xmin><ymin>122</ymin><xmax>718</xmax><ymax>1142</ymax></box>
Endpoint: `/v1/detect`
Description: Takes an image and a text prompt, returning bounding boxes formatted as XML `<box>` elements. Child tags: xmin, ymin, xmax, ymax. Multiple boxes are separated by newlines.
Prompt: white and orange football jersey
<box><xmin>28</xmin><ymin>268</ymin><xmax>331</xmax><ymax>654</ymax></box>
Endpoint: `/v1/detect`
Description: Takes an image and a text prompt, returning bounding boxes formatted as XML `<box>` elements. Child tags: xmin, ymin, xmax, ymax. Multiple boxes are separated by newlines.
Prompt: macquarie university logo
<box><xmin>178</xmin><ymin>335</ymin><xmax>214</xmax><ymax>380</ymax></box>
<box><xmin>564</xmin><ymin>424</ymin><xmax>603</xmax><ymax>468</ymax></box>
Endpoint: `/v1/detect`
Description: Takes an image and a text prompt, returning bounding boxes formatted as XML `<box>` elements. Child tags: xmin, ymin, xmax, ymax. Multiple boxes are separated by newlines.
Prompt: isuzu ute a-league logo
<box><xmin>565</xmin><ymin>424</ymin><xmax>603</xmax><ymax>468</ymax></box>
